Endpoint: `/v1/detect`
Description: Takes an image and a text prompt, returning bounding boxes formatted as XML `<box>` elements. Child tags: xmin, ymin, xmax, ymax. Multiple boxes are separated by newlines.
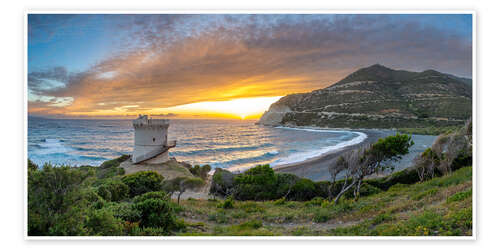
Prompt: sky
<box><xmin>27</xmin><ymin>14</ymin><xmax>473</xmax><ymax>119</ymax></box>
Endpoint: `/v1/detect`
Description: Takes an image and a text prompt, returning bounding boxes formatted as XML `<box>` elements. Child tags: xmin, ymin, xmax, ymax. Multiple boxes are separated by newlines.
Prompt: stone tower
<box><xmin>132</xmin><ymin>115</ymin><xmax>176</xmax><ymax>164</ymax></box>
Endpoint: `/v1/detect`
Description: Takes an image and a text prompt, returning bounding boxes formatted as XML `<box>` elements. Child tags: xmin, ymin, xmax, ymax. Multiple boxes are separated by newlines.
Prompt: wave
<box><xmin>271</xmin><ymin>131</ymin><xmax>367</xmax><ymax>166</ymax></box>
<box><xmin>217</xmin><ymin>151</ymin><xmax>281</xmax><ymax>168</ymax></box>
<box><xmin>274</xmin><ymin>126</ymin><xmax>352</xmax><ymax>133</ymax></box>
<box><xmin>172</xmin><ymin>143</ymin><xmax>274</xmax><ymax>156</ymax></box>
<box><xmin>33</xmin><ymin>138</ymin><xmax>72</xmax><ymax>155</ymax></box>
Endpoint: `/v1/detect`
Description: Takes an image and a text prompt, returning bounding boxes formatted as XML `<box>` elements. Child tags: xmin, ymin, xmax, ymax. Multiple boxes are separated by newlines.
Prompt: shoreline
<box><xmin>272</xmin><ymin>127</ymin><xmax>436</xmax><ymax>182</ymax></box>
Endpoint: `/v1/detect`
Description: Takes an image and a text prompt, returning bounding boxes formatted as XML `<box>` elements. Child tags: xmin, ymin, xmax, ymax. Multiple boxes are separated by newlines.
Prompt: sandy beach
<box><xmin>274</xmin><ymin>129</ymin><xmax>437</xmax><ymax>182</ymax></box>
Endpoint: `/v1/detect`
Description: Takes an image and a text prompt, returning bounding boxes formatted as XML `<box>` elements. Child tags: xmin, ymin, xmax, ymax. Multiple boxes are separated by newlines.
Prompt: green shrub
<box><xmin>305</xmin><ymin>197</ymin><xmax>325</xmax><ymax>207</ymax></box>
<box><xmin>28</xmin><ymin>159</ymin><xmax>38</xmax><ymax>171</ymax></box>
<box><xmin>234</xmin><ymin>165</ymin><xmax>278</xmax><ymax>200</ymax></box>
<box><xmin>133</xmin><ymin>191</ymin><xmax>169</xmax><ymax>203</ymax></box>
<box><xmin>108</xmin><ymin>202</ymin><xmax>141</xmax><ymax>222</ymax></box>
<box><xmin>372</xmin><ymin>213</ymin><xmax>394</xmax><ymax>225</ymax></box>
<box><xmin>209</xmin><ymin>168</ymin><xmax>235</xmax><ymax>196</ymax></box>
<box><xmin>275</xmin><ymin>173</ymin><xmax>301</xmax><ymax>198</ymax></box>
<box><xmin>28</xmin><ymin>164</ymin><xmax>94</xmax><ymax>236</ymax></box>
<box><xmin>313</xmin><ymin>181</ymin><xmax>332</xmax><ymax>198</ymax></box>
<box><xmin>217</xmin><ymin>197</ymin><xmax>234</xmax><ymax>209</ymax></box>
<box><xmin>273</xmin><ymin>197</ymin><xmax>287</xmax><ymax>205</ymax></box>
<box><xmin>85</xmin><ymin>207</ymin><xmax>125</xmax><ymax>236</ymax></box>
<box><xmin>100</xmin><ymin>155</ymin><xmax>130</xmax><ymax>169</ymax></box>
<box><xmin>122</xmin><ymin>171</ymin><xmax>164</xmax><ymax>197</ymax></box>
<box><xmin>411</xmin><ymin>188</ymin><xmax>439</xmax><ymax>200</ymax></box>
<box><xmin>447</xmin><ymin>189</ymin><xmax>472</xmax><ymax>203</ymax></box>
<box><xmin>208</xmin><ymin>211</ymin><xmax>229</xmax><ymax>223</ymax></box>
<box><xmin>97</xmin><ymin>178</ymin><xmax>129</xmax><ymax>201</ymax></box>
<box><xmin>129</xmin><ymin>226</ymin><xmax>165</xmax><ymax>236</ymax></box>
<box><xmin>133</xmin><ymin>198</ymin><xmax>177</xmax><ymax>233</ymax></box>
<box><xmin>288</xmin><ymin>178</ymin><xmax>317</xmax><ymax>201</ymax></box>
<box><xmin>236</xmin><ymin>220</ymin><xmax>262</xmax><ymax>230</ymax></box>
<box><xmin>312</xmin><ymin>209</ymin><xmax>331</xmax><ymax>223</ymax></box>
<box><xmin>366</xmin><ymin>168</ymin><xmax>421</xmax><ymax>191</ymax></box>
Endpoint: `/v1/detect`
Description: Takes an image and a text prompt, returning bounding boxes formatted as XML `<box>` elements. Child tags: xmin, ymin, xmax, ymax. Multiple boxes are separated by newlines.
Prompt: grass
<box><xmin>397</xmin><ymin>126</ymin><xmax>460</xmax><ymax>135</ymax></box>
<box><xmin>177</xmin><ymin>167</ymin><xmax>473</xmax><ymax>236</ymax></box>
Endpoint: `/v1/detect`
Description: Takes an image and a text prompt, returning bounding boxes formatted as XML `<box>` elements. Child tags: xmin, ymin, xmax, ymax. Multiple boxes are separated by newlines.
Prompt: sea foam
<box><xmin>271</xmin><ymin>128</ymin><xmax>367</xmax><ymax>166</ymax></box>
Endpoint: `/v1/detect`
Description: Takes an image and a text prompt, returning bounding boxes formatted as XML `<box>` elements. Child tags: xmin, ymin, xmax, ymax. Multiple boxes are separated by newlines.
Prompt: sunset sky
<box><xmin>28</xmin><ymin>14</ymin><xmax>472</xmax><ymax>119</ymax></box>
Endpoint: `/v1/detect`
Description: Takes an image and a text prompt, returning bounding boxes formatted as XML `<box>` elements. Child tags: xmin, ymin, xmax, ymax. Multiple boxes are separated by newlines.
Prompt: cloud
<box><xmin>28</xmin><ymin>14</ymin><xmax>472</xmax><ymax>117</ymax></box>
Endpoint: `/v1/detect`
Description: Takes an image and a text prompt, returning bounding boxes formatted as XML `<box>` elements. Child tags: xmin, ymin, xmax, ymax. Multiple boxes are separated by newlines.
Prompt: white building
<box><xmin>132</xmin><ymin>115</ymin><xmax>176</xmax><ymax>164</ymax></box>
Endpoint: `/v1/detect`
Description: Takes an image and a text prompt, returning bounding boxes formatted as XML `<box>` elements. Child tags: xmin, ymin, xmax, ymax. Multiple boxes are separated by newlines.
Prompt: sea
<box><xmin>27</xmin><ymin>116</ymin><xmax>367</xmax><ymax>172</ymax></box>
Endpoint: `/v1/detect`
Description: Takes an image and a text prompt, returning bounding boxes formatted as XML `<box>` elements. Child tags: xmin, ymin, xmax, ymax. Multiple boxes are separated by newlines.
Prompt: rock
<box><xmin>257</xmin><ymin>104</ymin><xmax>291</xmax><ymax>126</ymax></box>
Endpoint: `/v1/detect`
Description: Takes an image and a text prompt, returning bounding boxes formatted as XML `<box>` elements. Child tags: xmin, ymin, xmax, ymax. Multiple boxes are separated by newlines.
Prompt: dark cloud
<box><xmin>28</xmin><ymin>14</ymin><xmax>472</xmax><ymax>117</ymax></box>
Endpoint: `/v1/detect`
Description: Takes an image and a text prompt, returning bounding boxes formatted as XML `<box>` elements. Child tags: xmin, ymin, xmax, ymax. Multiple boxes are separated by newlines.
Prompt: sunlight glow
<box><xmin>154</xmin><ymin>96</ymin><xmax>283</xmax><ymax>119</ymax></box>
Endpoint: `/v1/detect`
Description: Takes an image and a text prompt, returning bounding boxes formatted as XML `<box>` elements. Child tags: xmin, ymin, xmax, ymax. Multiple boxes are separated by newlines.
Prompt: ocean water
<box><xmin>28</xmin><ymin>117</ymin><xmax>366</xmax><ymax>171</ymax></box>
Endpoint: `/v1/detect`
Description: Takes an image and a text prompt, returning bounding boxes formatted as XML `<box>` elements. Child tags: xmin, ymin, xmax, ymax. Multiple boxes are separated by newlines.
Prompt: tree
<box><xmin>328</xmin><ymin>155</ymin><xmax>349</xmax><ymax>200</ymax></box>
<box><xmin>162</xmin><ymin>176</ymin><xmax>204</xmax><ymax>204</ymax></box>
<box><xmin>331</xmin><ymin>134</ymin><xmax>414</xmax><ymax>204</ymax></box>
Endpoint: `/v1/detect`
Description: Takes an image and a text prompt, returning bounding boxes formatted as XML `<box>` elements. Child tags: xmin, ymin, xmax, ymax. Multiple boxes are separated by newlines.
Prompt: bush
<box><xmin>122</xmin><ymin>171</ymin><xmax>164</xmax><ymax>197</ymax></box>
<box><xmin>97</xmin><ymin>155</ymin><xmax>130</xmax><ymax>179</ymax></box>
<box><xmin>210</xmin><ymin>168</ymin><xmax>236</xmax><ymax>196</ymax></box>
<box><xmin>97</xmin><ymin>178</ymin><xmax>129</xmax><ymax>201</ymax></box>
<box><xmin>133</xmin><ymin>198</ymin><xmax>177</xmax><ymax>233</ymax></box>
<box><xmin>28</xmin><ymin>164</ymin><xmax>94</xmax><ymax>236</ymax></box>
<box><xmin>305</xmin><ymin>196</ymin><xmax>325</xmax><ymax>206</ymax></box>
<box><xmin>234</xmin><ymin>165</ymin><xmax>278</xmax><ymax>200</ymax></box>
<box><xmin>313</xmin><ymin>181</ymin><xmax>331</xmax><ymax>199</ymax></box>
<box><xmin>85</xmin><ymin>207</ymin><xmax>125</xmax><ymax>236</ymax></box>
<box><xmin>366</xmin><ymin>168</ymin><xmax>421</xmax><ymax>191</ymax></box>
<box><xmin>28</xmin><ymin>159</ymin><xmax>38</xmax><ymax>171</ymax></box>
<box><xmin>129</xmin><ymin>226</ymin><xmax>165</xmax><ymax>236</ymax></box>
<box><xmin>288</xmin><ymin>178</ymin><xmax>317</xmax><ymax>201</ymax></box>
<box><xmin>312</xmin><ymin>209</ymin><xmax>331</xmax><ymax>223</ymax></box>
<box><xmin>275</xmin><ymin>173</ymin><xmax>301</xmax><ymax>198</ymax></box>
<box><xmin>100</xmin><ymin>155</ymin><xmax>130</xmax><ymax>169</ymax></box>
<box><xmin>218</xmin><ymin>197</ymin><xmax>235</xmax><ymax>209</ymax></box>
<box><xmin>447</xmin><ymin>189</ymin><xmax>472</xmax><ymax>203</ymax></box>
<box><xmin>133</xmin><ymin>191</ymin><xmax>169</xmax><ymax>203</ymax></box>
<box><xmin>108</xmin><ymin>203</ymin><xmax>141</xmax><ymax>222</ymax></box>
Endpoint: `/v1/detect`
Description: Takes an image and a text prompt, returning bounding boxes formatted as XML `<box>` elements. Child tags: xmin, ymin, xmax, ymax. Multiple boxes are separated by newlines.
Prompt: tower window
<box><xmin>153</xmin><ymin>137</ymin><xmax>155</xmax><ymax>142</ymax></box>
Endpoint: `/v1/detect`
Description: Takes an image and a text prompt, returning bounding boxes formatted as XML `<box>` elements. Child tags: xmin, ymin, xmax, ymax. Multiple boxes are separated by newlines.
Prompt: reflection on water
<box><xmin>28</xmin><ymin>117</ymin><xmax>362</xmax><ymax>171</ymax></box>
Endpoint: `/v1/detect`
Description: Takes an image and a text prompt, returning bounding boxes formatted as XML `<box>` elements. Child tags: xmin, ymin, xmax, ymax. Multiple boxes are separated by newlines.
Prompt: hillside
<box><xmin>178</xmin><ymin>166</ymin><xmax>472</xmax><ymax>236</ymax></box>
<box><xmin>258</xmin><ymin>64</ymin><xmax>472</xmax><ymax>129</ymax></box>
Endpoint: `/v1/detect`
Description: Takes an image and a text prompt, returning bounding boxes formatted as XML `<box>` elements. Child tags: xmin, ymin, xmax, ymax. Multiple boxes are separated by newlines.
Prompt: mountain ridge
<box><xmin>258</xmin><ymin>64</ymin><xmax>472</xmax><ymax>129</ymax></box>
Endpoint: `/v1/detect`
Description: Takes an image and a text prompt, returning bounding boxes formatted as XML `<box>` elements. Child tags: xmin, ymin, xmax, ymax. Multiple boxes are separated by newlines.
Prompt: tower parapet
<box><xmin>132</xmin><ymin>115</ymin><xmax>176</xmax><ymax>164</ymax></box>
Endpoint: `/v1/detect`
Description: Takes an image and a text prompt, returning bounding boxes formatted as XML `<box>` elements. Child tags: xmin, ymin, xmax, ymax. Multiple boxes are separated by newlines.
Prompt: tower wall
<box><xmin>132</xmin><ymin>115</ymin><xmax>171</xmax><ymax>164</ymax></box>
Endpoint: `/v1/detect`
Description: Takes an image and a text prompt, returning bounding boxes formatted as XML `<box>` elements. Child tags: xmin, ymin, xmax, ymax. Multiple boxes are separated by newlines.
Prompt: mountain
<box><xmin>258</xmin><ymin>64</ymin><xmax>472</xmax><ymax>129</ymax></box>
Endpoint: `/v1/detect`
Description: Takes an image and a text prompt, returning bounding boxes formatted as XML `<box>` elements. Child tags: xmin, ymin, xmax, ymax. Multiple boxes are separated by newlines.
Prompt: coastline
<box><xmin>273</xmin><ymin>127</ymin><xmax>436</xmax><ymax>182</ymax></box>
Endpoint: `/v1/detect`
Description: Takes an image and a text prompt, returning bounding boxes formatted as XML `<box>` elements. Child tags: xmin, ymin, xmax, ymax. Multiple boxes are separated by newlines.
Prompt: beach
<box><xmin>274</xmin><ymin>129</ymin><xmax>436</xmax><ymax>181</ymax></box>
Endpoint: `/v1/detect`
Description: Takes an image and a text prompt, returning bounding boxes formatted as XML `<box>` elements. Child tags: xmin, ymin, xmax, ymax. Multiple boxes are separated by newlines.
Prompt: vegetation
<box><xmin>122</xmin><ymin>171</ymin><xmax>164</xmax><ymax>197</ymax></box>
<box><xmin>180</xmin><ymin>167</ymin><xmax>472</xmax><ymax>236</ymax></box>
<box><xmin>162</xmin><ymin>176</ymin><xmax>205</xmax><ymax>204</ymax></box>
<box><xmin>329</xmin><ymin>134</ymin><xmax>414</xmax><ymax>203</ymax></box>
<box><xmin>265</xmin><ymin>64</ymin><xmax>472</xmax><ymax>129</ymax></box>
<box><xmin>397</xmin><ymin>126</ymin><xmax>460</xmax><ymax>135</ymax></box>
<box><xmin>27</xmin><ymin>120</ymin><xmax>472</xmax><ymax>236</ymax></box>
<box><xmin>186</xmin><ymin>164</ymin><xmax>212</xmax><ymax>180</ymax></box>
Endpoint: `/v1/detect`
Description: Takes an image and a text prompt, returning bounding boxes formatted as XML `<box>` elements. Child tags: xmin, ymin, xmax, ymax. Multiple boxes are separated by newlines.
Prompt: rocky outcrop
<box><xmin>257</xmin><ymin>104</ymin><xmax>292</xmax><ymax>126</ymax></box>
<box><xmin>257</xmin><ymin>64</ymin><xmax>472</xmax><ymax>129</ymax></box>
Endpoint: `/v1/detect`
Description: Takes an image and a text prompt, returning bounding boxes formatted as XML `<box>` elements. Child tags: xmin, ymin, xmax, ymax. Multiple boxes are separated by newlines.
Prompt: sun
<box><xmin>154</xmin><ymin>96</ymin><xmax>283</xmax><ymax>119</ymax></box>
